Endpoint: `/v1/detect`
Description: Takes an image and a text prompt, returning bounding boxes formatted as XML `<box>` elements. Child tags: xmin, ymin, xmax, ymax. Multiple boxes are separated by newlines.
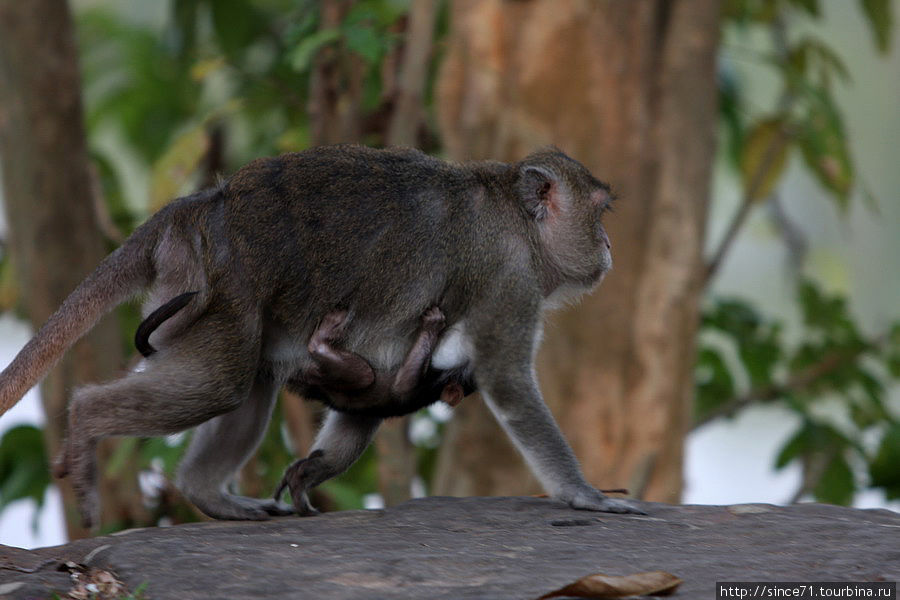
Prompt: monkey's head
<box><xmin>516</xmin><ymin>149</ymin><xmax>614</xmax><ymax>299</ymax></box>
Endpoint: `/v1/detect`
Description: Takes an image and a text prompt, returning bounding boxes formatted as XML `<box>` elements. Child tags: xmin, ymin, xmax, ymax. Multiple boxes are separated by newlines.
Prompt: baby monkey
<box><xmin>298</xmin><ymin>306</ymin><xmax>470</xmax><ymax>411</ymax></box>
<box><xmin>275</xmin><ymin>306</ymin><xmax>474</xmax><ymax>512</ymax></box>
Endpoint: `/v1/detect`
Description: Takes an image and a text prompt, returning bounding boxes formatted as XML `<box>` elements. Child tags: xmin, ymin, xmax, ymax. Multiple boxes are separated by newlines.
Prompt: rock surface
<box><xmin>1</xmin><ymin>497</ymin><xmax>898</xmax><ymax>599</ymax></box>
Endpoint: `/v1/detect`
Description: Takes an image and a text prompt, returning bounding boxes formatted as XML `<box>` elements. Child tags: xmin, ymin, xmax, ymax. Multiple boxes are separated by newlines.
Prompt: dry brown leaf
<box><xmin>537</xmin><ymin>570</ymin><xmax>683</xmax><ymax>599</ymax></box>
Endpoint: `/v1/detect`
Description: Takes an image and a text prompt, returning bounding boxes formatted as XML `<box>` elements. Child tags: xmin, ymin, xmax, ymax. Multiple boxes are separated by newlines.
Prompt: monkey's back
<box><xmin>214</xmin><ymin>145</ymin><xmax>518</xmax><ymax>371</ymax></box>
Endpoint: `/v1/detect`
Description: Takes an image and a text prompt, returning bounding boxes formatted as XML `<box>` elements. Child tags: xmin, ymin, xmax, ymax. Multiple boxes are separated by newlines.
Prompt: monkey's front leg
<box><xmin>472</xmin><ymin>297</ymin><xmax>646</xmax><ymax>516</ymax></box>
<box><xmin>275</xmin><ymin>410</ymin><xmax>380</xmax><ymax>515</ymax></box>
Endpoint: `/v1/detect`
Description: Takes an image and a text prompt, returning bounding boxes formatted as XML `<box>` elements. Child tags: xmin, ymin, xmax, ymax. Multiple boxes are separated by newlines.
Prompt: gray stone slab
<box><xmin>1</xmin><ymin>497</ymin><xmax>897</xmax><ymax>599</ymax></box>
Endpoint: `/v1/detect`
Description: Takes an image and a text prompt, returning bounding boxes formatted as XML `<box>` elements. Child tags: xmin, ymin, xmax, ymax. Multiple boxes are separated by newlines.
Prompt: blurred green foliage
<box><xmin>697</xmin><ymin>282</ymin><xmax>900</xmax><ymax>503</ymax></box>
<box><xmin>708</xmin><ymin>0</ymin><xmax>899</xmax><ymax>505</ymax></box>
<box><xmin>0</xmin><ymin>425</ymin><xmax>50</xmax><ymax>530</ymax></box>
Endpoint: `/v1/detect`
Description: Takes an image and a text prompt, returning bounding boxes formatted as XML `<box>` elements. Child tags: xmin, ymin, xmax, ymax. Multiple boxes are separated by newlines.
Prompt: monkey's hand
<box><xmin>274</xmin><ymin>449</ymin><xmax>327</xmax><ymax>516</ymax></box>
<box><xmin>559</xmin><ymin>485</ymin><xmax>647</xmax><ymax>515</ymax></box>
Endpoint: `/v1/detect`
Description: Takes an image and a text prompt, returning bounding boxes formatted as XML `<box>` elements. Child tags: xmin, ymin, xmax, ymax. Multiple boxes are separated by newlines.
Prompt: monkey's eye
<box><xmin>589</xmin><ymin>187</ymin><xmax>615</xmax><ymax>216</ymax></box>
<box><xmin>596</xmin><ymin>199</ymin><xmax>613</xmax><ymax>218</ymax></box>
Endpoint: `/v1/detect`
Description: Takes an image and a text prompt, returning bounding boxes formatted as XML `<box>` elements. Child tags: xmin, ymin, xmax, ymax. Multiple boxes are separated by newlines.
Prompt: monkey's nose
<box><xmin>600</xmin><ymin>229</ymin><xmax>611</xmax><ymax>250</ymax></box>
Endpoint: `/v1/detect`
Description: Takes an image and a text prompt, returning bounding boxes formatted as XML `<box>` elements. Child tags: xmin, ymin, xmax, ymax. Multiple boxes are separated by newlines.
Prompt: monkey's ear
<box><xmin>518</xmin><ymin>165</ymin><xmax>559</xmax><ymax>221</ymax></box>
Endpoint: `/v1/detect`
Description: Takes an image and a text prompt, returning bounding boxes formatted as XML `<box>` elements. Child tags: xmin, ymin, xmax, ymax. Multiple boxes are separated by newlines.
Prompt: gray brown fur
<box><xmin>0</xmin><ymin>145</ymin><xmax>640</xmax><ymax>526</ymax></box>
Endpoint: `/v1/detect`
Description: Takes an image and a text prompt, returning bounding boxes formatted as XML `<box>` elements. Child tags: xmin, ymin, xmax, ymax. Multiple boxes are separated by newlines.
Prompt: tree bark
<box><xmin>308</xmin><ymin>0</ymin><xmax>366</xmax><ymax>146</ymax></box>
<box><xmin>0</xmin><ymin>0</ymin><xmax>147</xmax><ymax>537</ymax></box>
<box><xmin>386</xmin><ymin>0</ymin><xmax>438</xmax><ymax>147</ymax></box>
<box><xmin>433</xmin><ymin>0</ymin><xmax>720</xmax><ymax>502</ymax></box>
<box><xmin>374</xmin><ymin>419</ymin><xmax>415</xmax><ymax>506</ymax></box>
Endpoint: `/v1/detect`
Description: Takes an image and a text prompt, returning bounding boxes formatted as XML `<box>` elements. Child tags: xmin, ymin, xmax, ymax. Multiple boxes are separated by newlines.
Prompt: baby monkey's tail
<box><xmin>134</xmin><ymin>291</ymin><xmax>199</xmax><ymax>357</ymax></box>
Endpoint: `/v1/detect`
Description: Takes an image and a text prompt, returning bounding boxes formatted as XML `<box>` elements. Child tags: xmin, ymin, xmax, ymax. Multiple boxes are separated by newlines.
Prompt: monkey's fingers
<box><xmin>273</xmin><ymin>476</ymin><xmax>289</xmax><ymax>501</ymax></box>
<box><xmin>421</xmin><ymin>306</ymin><xmax>446</xmax><ymax>331</ymax></box>
<box><xmin>52</xmin><ymin>455</ymin><xmax>69</xmax><ymax>479</ymax></box>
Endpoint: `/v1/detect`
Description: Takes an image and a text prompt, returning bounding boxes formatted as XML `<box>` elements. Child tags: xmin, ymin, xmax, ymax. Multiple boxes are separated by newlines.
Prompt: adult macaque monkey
<box><xmin>0</xmin><ymin>145</ymin><xmax>642</xmax><ymax>526</ymax></box>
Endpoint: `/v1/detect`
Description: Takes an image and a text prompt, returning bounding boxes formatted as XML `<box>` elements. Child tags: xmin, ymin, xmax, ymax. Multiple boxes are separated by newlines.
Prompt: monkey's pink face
<box><xmin>583</xmin><ymin>187</ymin><xmax>614</xmax><ymax>285</ymax></box>
<box><xmin>517</xmin><ymin>150</ymin><xmax>614</xmax><ymax>294</ymax></box>
<box><xmin>590</xmin><ymin>189</ymin><xmax>612</xmax><ymax>264</ymax></box>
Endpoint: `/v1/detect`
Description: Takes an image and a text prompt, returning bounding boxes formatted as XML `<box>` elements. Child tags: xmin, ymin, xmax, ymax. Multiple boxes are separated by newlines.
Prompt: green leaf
<box><xmin>718</xmin><ymin>66</ymin><xmax>745</xmax><ymax>167</ymax></box>
<box><xmin>859</xmin><ymin>0</ymin><xmax>893</xmax><ymax>54</ymax></box>
<box><xmin>738</xmin><ymin>327</ymin><xmax>782</xmax><ymax>387</ymax></box>
<box><xmin>787</xmin><ymin>0</ymin><xmax>820</xmax><ymax>17</ymax></box>
<box><xmin>288</xmin><ymin>28</ymin><xmax>341</xmax><ymax>72</ymax></box>
<box><xmin>796</xmin><ymin>279</ymin><xmax>859</xmax><ymax>342</ymax></box>
<box><xmin>723</xmin><ymin>0</ymin><xmax>778</xmax><ymax>23</ymax></box>
<box><xmin>209</xmin><ymin>0</ymin><xmax>267</xmax><ymax>56</ymax></box>
<box><xmin>90</xmin><ymin>150</ymin><xmax>136</xmax><ymax>237</ymax></box>
<box><xmin>701</xmin><ymin>298</ymin><xmax>782</xmax><ymax>388</ymax></box>
<box><xmin>740</xmin><ymin>118</ymin><xmax>790</xmax><ymax>201</ymax></box>
<box><xmin>775</xmin><ymin>425</ymin><xmax>811</xmax><ymax>469</ymax></box>
<box><xmin>887</xmin><ymin>324</ymin><xmax>900</xmax><ymax>377</ymax></box>
<box><xmin>148</xmin><ymin>124</ymin><xmax>210</xmax><ymax>211</ymax></box>
<box><xmin>796</xmin><ymin>87</ymin><xmax>854</xmax><ymax>209</ymax></box>
<box><xmin>0</xmin><ymin>425</ymin><xmax>50</xmax><ymax>512</ymax></box>
<box><xmin>869</xmin><ymin>425</ymin><xmax>900</xmax><ymax>500</ymax></box>
<box><xmin>77</xmin><ymin>8</ymin><xmax>201</xmax><ymax>162</ymax></box>
<box><xmin>695</xmin><ymin>348</ymin><xmax>736</xmax><ymax>421</ymax></box>
<box><xmin>343</xmin><ymin>22</ymin><xmax>385</xmax><ymax>64</ymax></box>
<box><xmin>814</xmin><ymin>454</ymin><xmax>854</xmax><ymax>505</ymax></box>
<box><xmin>171</xmin><ymin>0</ymin><xmax>201</xmax><ymax>57</ymax></box>
<box><xmin>141</xmin><ymin>435</ymin><xmax>188</xmax><ymax>477</ymax></box>
<box><xmin>789</xmin><ymin>37</ymin><xmax>850</xmax><ymax>84</ymax></box>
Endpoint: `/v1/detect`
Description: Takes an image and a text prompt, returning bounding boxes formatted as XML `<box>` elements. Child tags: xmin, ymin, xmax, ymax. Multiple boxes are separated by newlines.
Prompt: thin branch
<box><xmin>88</xmin><ymin>162</ymin><xmax>125</xmax><ymax>245</ymax></box>
<box><xmin>704</xmin><ymin>15</ymin><xmax>795</xmax><ymax>287</ymax></box>
<box><xmin>767</xmin><ymin>191</ymin><xmax>808</xmax><ymax>271</ymax></box>
<box><xmin>703</xmin><ymin>124</ymin><xmax>790</xmax><ymax>285</ymax></box>
<box><xmin>692</xmin><ymin>335</ymin><xmax>887</xmax><ymax>430</ymax></box>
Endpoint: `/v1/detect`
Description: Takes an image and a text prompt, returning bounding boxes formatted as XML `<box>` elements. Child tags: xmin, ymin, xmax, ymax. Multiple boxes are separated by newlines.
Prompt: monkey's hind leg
<box><xmin>275</xmin><ymin>410</ymin><xmax>380</xmax><ymax>515</ymax></box>
<box><xmin>305</xmin><ymin>310</ymin><xmax>376</xmax><ymax>391</ymax></box>
<box><xmin>58</xmin><ymin>309</ymin><xmax>261</xmax><ymax>528</ymax></box>
<box><xmin>176</xmin><ymin>377</ymin><xmax>294</xmax><ymax>520</ymax></box>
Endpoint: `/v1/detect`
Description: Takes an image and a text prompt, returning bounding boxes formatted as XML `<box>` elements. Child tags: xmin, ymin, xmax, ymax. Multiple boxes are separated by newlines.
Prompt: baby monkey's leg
<box><xmin>306</xmin><ymin>310</ymin><xmax>375</xmax><ymax>391</ymax></box>
<box><xmin>389</xmin><ymin>306</ymin><xmax>446</xmax><ymax>399</ymax></box>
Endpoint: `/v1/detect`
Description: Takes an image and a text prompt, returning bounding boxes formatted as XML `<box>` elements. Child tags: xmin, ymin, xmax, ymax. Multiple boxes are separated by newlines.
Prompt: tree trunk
<box><xmin>0</xmin><ymin>0</ymin><xmax>147</xmax><ymax>537</ymax></box>
<box><xmin>308</xmin><ymin>0</ymin><xmax>366</xmax><ymax>146</ymax></box>
<box><xmin>433</xmin><ymin>0</ymin><xmax>720</xmax><ymax>502</ymax></box>
<box><xmin>386</xmin><ymin>0</ymin><xmax>438</xmax><ymax>147</ymax></box>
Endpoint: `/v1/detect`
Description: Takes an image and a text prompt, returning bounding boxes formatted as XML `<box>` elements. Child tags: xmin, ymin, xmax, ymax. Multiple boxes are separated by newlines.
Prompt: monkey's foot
<box><xmin>63</xmin><ymin>440</ymin><xmax>101</xmax><ymax>529</ymax></box>
<box><xmin>274</xmin><ymin>450</ymin><xmax>326</xmax><ymax>516</ymax></box>
<box><xmin>560</xmin><ymin>485</ymin><xmax>647</xmax><ymax>515</ymax></box>
<box><xmin>313</xmin><ymin>310</ymin><xmax>350</xmax><ymax>343</ymax></box>
<box><xmin>440</xmin><ymin>381</ymin><xmax>464</xmax><ymax>407</ymax></box>
<box><xmin>420</xmin><ymin>306</ymin><xmax>446</xmax><ymax>333</ymax></box>
<box><xmin>187</xmin><ymin>491</ymin><xmax>293</xmax><ymax>520</ymax></box>
<box><xmin>52</xmin><ymin>447</ymin><xmax>70</xmax><ymax>479</ymax></box>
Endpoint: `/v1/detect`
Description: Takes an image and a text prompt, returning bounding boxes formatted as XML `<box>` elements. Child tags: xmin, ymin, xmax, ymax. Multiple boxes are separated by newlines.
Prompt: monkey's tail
<box><xmin>0</xmin><ymin>226</ymin><xmax>157</xmax><ymax>417</ymax></box>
